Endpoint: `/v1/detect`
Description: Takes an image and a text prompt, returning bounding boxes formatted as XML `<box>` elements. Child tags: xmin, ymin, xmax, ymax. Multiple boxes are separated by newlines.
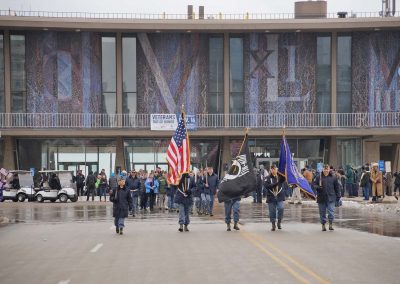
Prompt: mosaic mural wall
<box><xmin>26</xmin><ymin>32</ymin><xmax>102</xmax><ymax>113</ymax></box>
<box><xmin>136</xmin><ymin>33</ymin><xmax>208</xmax><ymax>114</ymax></box>
<box><xmin>243</xmin><ymin>33</ymin><xmax>317</xmax><ymax>114</ymax></box>
<box><xmin>352</xmin><ymin>31</ymin><xmax>400</xmax><ymax>112</ymax></box>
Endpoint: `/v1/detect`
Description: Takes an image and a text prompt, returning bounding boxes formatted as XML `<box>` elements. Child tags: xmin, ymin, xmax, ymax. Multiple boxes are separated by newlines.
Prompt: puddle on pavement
<box><xmin>1</xmin><ymin>202</ymin><xmax>400</xmax><ymax>238</ymax></box>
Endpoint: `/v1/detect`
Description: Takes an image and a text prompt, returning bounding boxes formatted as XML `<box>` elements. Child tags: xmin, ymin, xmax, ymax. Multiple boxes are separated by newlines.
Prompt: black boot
<box><xmin>329</xmin><ymin>221</ymin><xmax>334</xmax><ymax>231</ymax></box>
<box><xmin>178</xmin><ymin>224</ymin><xmax>183</xmax><ymax>232</ymax></box>
<box><xmin>233</xmin><ymin>222</ymin><xmax>240</xmax><ymax>231</ymax></box>
<box><xmin>271</xmin><ymin>222</ymin><xmax>276</xmax><ymax>231</ymax></box>
<box><xmin>184</xmin><ymin>225</ymin><xmax>189</xmax><ymax>232</ymax></box>
<box><xmin>119</xmin><ymin>227</ymin><xmax>123</xmax><ymax>235</ymax></box>
<box><xmin>116</xmin><ymin>227</ymin><xmax>119</xmax><ymax>234</ymax></box>
<box><xmin>277</xmin><ymin>220</ymin><xmax>282</xmax><ymax>230</ymax></box>
<box><xmin>322</xmin><ymin>223</ymin><xmax>327</xmax><ymax>231</ymax></box>
<box><xmin>227</xmin><ymin>223</ymin><xmax>231</xmax><ymax>231</ymax></box>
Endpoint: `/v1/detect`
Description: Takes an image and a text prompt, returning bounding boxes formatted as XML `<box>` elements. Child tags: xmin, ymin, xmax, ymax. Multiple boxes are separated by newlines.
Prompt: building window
<box><xmin>11</xmin><ymin>34</ymin><xmax>26</xmax><ymax>113</ymax></box>
<box><xmin>229</xmin><ymin>37</ymin><xmax>244</xmax><ymax>113</ymax></box>
<box><xmin>316</xmin><ymin>35</ymin><xmax>331</xmax><ymax>113</ymax></box>
<box><xmin>337</xmin><ymin>138</ymin><xmax>362</xmax><ymax>168</ymax></box>
<box><xmin>101</xmin><ymin>36</ymin><xmax>116</xmax><ymax>114</ymax></box>
<box><xmin>337</xmin><ymin>35</ymin><xmax>352</xmax><ymax>113</ymax></box>
<box><xmin>208</xmin><ymin>36</ymin><xmax>224</xmax><ymax>114</ymax></box>
<box><xmin>0</xmin><ymin>34</ymin><xmax>4</xmax><ymax>113</ymax></box>
<box><xmin>122</xmin><ymin>35</ymin><xmax>137</xmax><ymax>114</ymax></box>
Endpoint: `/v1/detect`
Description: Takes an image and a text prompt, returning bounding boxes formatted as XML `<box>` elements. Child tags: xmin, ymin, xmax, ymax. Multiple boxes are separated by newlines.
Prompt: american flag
<box><xmin>167</xmin><ymin>115</ymin><xmax>190</xmax><ymax>185</ymax></box>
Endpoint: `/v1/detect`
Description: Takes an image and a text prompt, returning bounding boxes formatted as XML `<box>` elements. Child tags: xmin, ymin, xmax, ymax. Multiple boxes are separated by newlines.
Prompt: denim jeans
<box><xmin>178</xmin><ymin>203</ymin><xmax>190</xmax><ymax>225</ymax></box>
<box><xmin>318</xmin><ymin>201</ymin><xmax>335</xmax><ymax>224</ymax></box>
<box><xmin>168</xmin><ymin>194</ymin><xmax>175</xmax><ymax>209</ymax></box>
<box><xmin>114</xmin><ymin>217</ymin><xmax>125</xmax><ymax>228</ymax></box>
<box><xmin>268</xmin><ymin>201</ymin><xmax>284</xmax><ymax>223</ymax></box>
<box><xmin>193</xmin><ymin>197</ymin><xmax>201</xmax><ymax>211</ymax></box>
<box><xmin>205</xmin><ymin>194</ymin><xmax>213</xmax><ymax>214</ymax></box>
<box><xmin>224</xmin><ymin>199</ymin><xmax>240</xmax><ymax>224</ymax></box>
<box><xmin>200</xmin><ymin>193</ymin><xmax>207</xmax><ymax>213</ymax></box>
<box><xmin>130</xmin><ymin>192</ymin><xmax>138</xmax><ymax>213</ymax></box>
<box><xmin>363</xmin><ymin>184</ymin><xmax>370</xmax><ymax>200</ymax></box>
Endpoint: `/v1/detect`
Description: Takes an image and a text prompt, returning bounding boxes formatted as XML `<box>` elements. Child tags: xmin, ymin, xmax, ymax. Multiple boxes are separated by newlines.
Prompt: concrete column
<box><xmin>221</xmin><ymin>136</ymin><xmax>231</xmax><ymax>176</ymax></box>
<box><xmin>116</xmin><ymin>32</ymin><xmax>123</xmax><ymax>115</ymax></box>
<box><xmin>3</xmin><ymin>136</ymin><xmax>16</xmax><ymax>170</ymax></box>
<box><xmin>114</xmin><ymin>136</ymin><xmax>125</xmax><ymax>172</ymax></box>
<box><xmin>331</xmin><ymin>32</ymin><xmax>337</xmax><ymax>125</ymax></box>
<box><xmin>363</xmin><ymin>141</ymin><xmax>380</xmax><ymax>165</ymax></box>
<box><xmin>328</xmin><ymin>136</ymin><xmax>338</xmax><ymax>168</ymax></box>
<box><xmin>4</xmin><ymin>30</ymin><xmax>11</xmax><ymax>113</ymax></box>
<box><xmin>223</xmin><ymin>33</ymin><xmax>230</xmax><ymax>126</ymax></box>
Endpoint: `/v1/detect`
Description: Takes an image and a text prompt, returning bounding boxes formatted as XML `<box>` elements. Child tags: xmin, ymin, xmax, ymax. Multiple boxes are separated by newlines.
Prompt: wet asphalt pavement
<box><xmin>1</xmin><ymin>198</ymin><xmax>400</xmax><ymax>237</ymax></box>
<box><xmin>1</xmin><ymin>198</ymin><xmax>400</xmax><ymax>284</ymax></box>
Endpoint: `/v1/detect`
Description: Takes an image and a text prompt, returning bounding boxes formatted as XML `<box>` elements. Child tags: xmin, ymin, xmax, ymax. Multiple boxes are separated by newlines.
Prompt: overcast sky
<box><xmin>1</xmin><ymin>0</ymin><xmax>384</xmax><ymax>14</ymax></box>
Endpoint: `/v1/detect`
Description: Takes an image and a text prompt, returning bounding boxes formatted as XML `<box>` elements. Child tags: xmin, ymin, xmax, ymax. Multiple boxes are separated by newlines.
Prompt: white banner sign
<box><xmin>150</xmin><ymin>114</ymin><xmax>178</xmax><ymax>131</ymax></box>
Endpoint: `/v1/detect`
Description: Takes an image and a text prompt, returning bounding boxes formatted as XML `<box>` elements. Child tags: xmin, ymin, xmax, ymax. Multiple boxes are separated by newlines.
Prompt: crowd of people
<box><xmin>69</xmin><ymin>162</ymin><xmax>400</xmax><ymax>234</ymax></box>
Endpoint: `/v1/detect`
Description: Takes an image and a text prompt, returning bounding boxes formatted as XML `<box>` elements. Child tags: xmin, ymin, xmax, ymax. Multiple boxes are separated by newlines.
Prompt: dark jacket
<box><xmin>75</xmin><ymin>174</ymin><xmax>85</xmax><ymax>186</ymax></box>
<box><xmin>158</xmin><ymin>176</ymin><xmax>167</xmax><ymax>194</ymax></box>
<box><xmin>126</xmin><ymin>176</ymin><xmax>140</xmax><ymax>197</ymax></box>
<box><xmin>314</xmin><ymin>173</ymin><xmax>341</xmax><ymax>203</ymax></box>
<box><xmin>108</xmin><ymin>176</ymin><xmax>118</xmax><ymax>189</ymax></box>
<box><xmin>256</xmin><ymin>173</ymin><xmax>263</xmax><ymax>193</ymax></box>
<box><xmin>265</xmin><ymin>174</ymin><xmax>286</xmax><ymax>203</ymax></box>
<box><xmin>111</xmin><ymin>186</ymin><xmax>133</xmax><ymax>218</ymax></box>
<box><xmin>394</xmin><ymin>173</ymin><xmax>400</xmax><ymax>186</ymax></box>
<box><xmin>204</xmin><ymin>173</ymin><xmax>219</xmax><ymax>195</ymax></box>
<box><xmin>174</xmin><ymin>174</ymin><xmax>193</xmax><ymax>206</ymax></box>
<box><xmin>197</xmin><ymin>175</ymin><xmax>206</xmax><ymax>195</ymax></box>
<box><xmin>49</xmin><ymin>175</ymin><xmax>61</xmax><ymax>190</ymax></box>
<box><xmin>86</xmin><ymin>174</ymin><xmax>96</xmax><ymax>189</ymax></box>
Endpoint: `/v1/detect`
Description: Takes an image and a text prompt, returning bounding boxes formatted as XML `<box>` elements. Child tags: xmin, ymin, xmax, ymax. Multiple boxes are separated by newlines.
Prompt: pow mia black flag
<box><xmin>217</xmin><ymin>133</ymin><xmax>256</xmax><ymax>203</ymax></box>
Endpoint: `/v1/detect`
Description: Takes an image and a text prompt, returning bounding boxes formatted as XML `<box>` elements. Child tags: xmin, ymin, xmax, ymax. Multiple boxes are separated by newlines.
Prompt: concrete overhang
<box><xmin>1</xmin><ymin>16</ymin><xmax>400</xmax><ymax>32</ymax></box>
<box><xmin>1</xmin><ymin>128</ymin><xmax>400</xmax><ymax>137</ymax></box>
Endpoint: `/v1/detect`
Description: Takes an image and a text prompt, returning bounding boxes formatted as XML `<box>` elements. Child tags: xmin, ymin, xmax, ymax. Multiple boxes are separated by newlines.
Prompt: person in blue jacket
<box><xmin>145</xmin><ymin>172</ymin><xmax>159</xmax><ymax>211</ymax></box>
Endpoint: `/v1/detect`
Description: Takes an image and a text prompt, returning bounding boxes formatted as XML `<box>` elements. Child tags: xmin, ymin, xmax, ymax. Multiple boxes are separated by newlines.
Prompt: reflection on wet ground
<box><xmin>1</xmin><ymin>201</ymin><xmax>400</xmax><ymax>238</ymax></box>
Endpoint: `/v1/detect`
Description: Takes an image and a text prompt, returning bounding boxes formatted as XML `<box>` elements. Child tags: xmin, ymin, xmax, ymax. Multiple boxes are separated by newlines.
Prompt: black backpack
<box><xmin>360</xmin><ymin>172</ymin><xmax>370</xmax><ymax>187</ymax></box>
<box><xmin>87</xmin><ymin>175</ymin><xmax>96</xmax><ymax>186</ymax></box>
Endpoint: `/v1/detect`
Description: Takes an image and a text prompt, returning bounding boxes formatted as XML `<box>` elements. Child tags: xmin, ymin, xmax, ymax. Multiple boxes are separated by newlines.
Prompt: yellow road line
<box><xmin>240</xmin><ymin>231</ymin><xmax>311</xmax><ymax>284</ymax></box>
<box><xmin>248</xmin><ymin>231</ymin><xmax>330</xmax><ymax>284</ymax></box>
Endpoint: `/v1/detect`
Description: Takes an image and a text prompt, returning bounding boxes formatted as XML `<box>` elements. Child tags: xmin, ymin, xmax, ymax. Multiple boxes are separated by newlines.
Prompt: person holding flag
<box><xmin>265</xmin><ymin>165</ymin><xmax>286</xmax><ymax>231</ymax></box>
<box><xmin>166</xmin><ymin>109</ymin><xmax>191</xmax><ymax>232</ymax></box>
<box><xmin>313</xmin><ymin>164</ymin><xmax>341</xmax><ymax>231</ymax></box>
<box><xmin>276</xmin><ymin>133</ymin><xmax>316</xmax><ymax>231</ymax></box>
<box><xmin>218</xmin><ymin>131</ymin><xmax>256</xmax><ymax>232</ymax></box>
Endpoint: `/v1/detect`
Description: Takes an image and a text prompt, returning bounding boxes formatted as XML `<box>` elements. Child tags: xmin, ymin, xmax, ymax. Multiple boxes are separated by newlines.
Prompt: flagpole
<box><xmin>181</xmin><ymin>103</ymin><xmax>190</xmax><ymax>173</ymax></box>
<box><xmin>237</xmin><ymin>128</ymin><xmax>250</xmax><ymax>157</ymax></box>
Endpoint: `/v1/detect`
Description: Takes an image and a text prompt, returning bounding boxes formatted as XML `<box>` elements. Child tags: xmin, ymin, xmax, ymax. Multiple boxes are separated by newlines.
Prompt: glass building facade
<box><xmin>17</xmin><ymin>139</ymin><xmax>116</xmax><ymax>176</ymax></box>
<box><xmin>208</xmin><ymin>36</ymin><xmax>224</xmax><ymax>113</ymax></box>
<box><xmin>0</xmin><ymin>34</ymin><xmax>4</xmax><ymax>113</ymax></box>
<box><xmin>337</xmin><ymin>138</ymin><xmax>362</xmax><ymax>168</ymax></box>
<box><xmin>101</xmin><ymin>36</ymin><xmax>116</xmax><ymax>114</ymax></box>
<box><xmin>337</xmin><ymin>34</ymin><xmax>352</xmax><ymax>113</ymax></box>
<box><xmin>11</xmin><ymin>34</ymin><xmax>26</xmax><ymax>113</ymax></box>
<box><xmin>122</xmin><ymin>35</ymin><xmax>137</xmax><ymax>114</ymax></box>
<box><xmin>229</xmin><ymin>36</ymin><xmax>244</xmax><ymax>113</ymax></box>
<box><xmin>316</xmin><ymin>35</ymin><xmax>331</xmax><ymax>113</ymax></box>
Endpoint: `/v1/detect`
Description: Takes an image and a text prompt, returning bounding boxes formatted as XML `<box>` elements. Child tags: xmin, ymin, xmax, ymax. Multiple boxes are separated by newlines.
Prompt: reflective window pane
<box><xmin>208</xmin><ymin>37</ymin><xmax>224</xmax><ymax>114</ymax></box>
<box><xmin>122</xmin><ymin>36</ymin><xmax>137</xmax><ymax>114</ymax></box>
<box><xmin>101</xmin><ymin>37</ymin><xmax>116</xmax><ymax>114</ymax></box>
<box><xmin>337</xmin><ymin>35</ymin><xmax>352</xmax><ymax>113</ymax></box>
<box><xmin>316</xmin><ymin>36</ymin><xmax>331</xmax><ymax>113</ymax></box>
<box><xmin>337</xmin><ymin>138</ymin><xmax>362</xmax><ymax>168</ymax></box>
<box><xmin>230</xmin><ymin>37</ymin><xmax>244</xmax><ymax>113</ymax></box>
<box><xmin>11</xmin><ymin>35</ymin><xmax>26</xmax><ymax>113</ymax></box>
<box><xmin>0</xmin><ymin>34</ymin><xmax>4</xmax><ymax>113</ymax></box>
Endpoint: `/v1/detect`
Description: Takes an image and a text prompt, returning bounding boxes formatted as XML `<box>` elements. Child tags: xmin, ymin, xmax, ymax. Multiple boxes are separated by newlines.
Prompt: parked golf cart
<box><xmin>35</xmin><ymin>170</ymin><xmax>78</xmax><ymax>203</ymax></box>
<box><xmin>1</xmin><ymin>170</ymin><xmax>35</xmax><ymax>202</ymax></box>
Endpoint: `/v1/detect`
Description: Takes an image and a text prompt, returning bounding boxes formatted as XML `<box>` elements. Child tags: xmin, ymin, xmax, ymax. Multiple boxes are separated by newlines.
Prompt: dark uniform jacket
<box><xmin>204</xmin><ymin>173</ymin><xmax>219</xmax><ymax>195</ymax></box>
<box><xmin>313</xmin><ymin>173</ymin><xmax>340</xmax><ymax>203</ymax></box>
<box><xmin>174</xmin><ymin>174</ymin><xmax>194</xmax><ymax>206</ymax></box>
<box><xmin>265</xmin><ymin>174</ymin><xmax>286</xmax><ymax>203</ymax></box>
<box><xmin>111</xmin><ymin>186</ymin><xmax>133</xmax><ymax>218</ymax></box>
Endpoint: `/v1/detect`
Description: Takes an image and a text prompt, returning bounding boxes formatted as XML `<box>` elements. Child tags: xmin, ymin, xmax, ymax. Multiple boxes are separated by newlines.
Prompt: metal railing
<box><xmin>1</xmin><ymin>10</ymin><xmax>399</xmax><ymax>20</ymax></box>
<box><xmin>1</xmin><ymin>112</ymin><xmax>400</xmax><ymax>129</ymax></box>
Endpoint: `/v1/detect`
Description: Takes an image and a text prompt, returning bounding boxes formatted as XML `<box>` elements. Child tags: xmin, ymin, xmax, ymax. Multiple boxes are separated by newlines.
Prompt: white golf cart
<box><xmin>35</xmin><ymin>170</ymin><xmax>78</xmax><ymax>203</ymax></box>
<box><xmin>1</xmin><ymin>170</ymin><xmax>35</xmax><ymax>202</ymax></box>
